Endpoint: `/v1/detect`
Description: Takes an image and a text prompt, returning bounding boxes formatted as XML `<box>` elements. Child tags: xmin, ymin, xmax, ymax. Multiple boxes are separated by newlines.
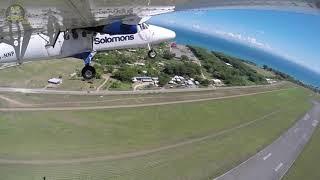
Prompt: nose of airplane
<box><xmin>149</xmin><ymin>25</ymin><xmax>176</xmax><ymax>42</ymax></box>
<box><xmin>164</xmin><ymin>28</ymin><xmax>176</xmax><ymax>40</ymax></box>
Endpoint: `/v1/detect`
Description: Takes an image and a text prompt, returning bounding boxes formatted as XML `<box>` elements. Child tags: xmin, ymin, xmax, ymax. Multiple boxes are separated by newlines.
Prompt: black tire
<box><xmin>82</xmin><ymin>31</ymin><xmax>87</xmax><ymax>37</ymax></box>
<box><xmin>64</xmin><ymin>33</ymin><xmax>70</xmax><ymax>40</ymax></box>
<box><xmin>72</xmin><ymin>30</ymin><xmax>78</xmax><ymax>39</ymax></box>
<box><xmin>148</xmin><ymin>49</ymin><xmax>157</xmax><ymax>59</ymax></box>
<box><xmin>81</xmin><ymin>65</ymin><xmax>96</xmax><ymax>80</ymax></box>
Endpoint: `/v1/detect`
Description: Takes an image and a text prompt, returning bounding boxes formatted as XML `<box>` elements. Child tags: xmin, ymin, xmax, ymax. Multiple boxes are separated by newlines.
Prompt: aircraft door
<box><xmin>138</xmin><ymin>23</ymin><xmax>154</xmax><ymax>42</ymax></box>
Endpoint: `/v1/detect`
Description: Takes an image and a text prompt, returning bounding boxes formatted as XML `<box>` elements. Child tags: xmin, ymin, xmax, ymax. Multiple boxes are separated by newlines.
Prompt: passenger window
<box><xmin>103</xmin><ymin>21</ymin><xmax>138</xmax><ymax>35</ymax></box>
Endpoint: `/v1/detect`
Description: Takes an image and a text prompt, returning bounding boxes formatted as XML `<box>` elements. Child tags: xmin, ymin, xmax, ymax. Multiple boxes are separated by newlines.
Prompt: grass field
<box><xmin>244</xmin><ymin>63</ymin><xmax>276</xmax><ymax>77</ymax></box>
<box><xmin>0</xmin><ymin>87</ymin><xmax>312</xmax><ymax>180</ymax></box>
<box><xmin>107</xmin><ymin>79</ymin><xmax>133</xmax><ymax>91</ymax></box>
<box><xmin>284</xmin><ymin>115</ymin><xmax>320</xmax><ymax>180</ymax></box>
<box><xmin>0</xmin><ymin>59</ymin><xmax>104</xmax><ymax>90</ymax></box>
<box><xmin>0</xmin><ymin>82</ymin><xmax>293</xmax><ymax>108</ymax></box>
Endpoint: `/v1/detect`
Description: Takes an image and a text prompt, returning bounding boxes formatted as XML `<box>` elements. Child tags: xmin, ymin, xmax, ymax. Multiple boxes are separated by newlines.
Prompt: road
<box><xmin>214</xmin><ymin>101</ymin><xmax>320</xmax><ymax>180</ymax></box>
<box><xmin>0</xmin><ymin>82</ymin><xmax>285</xmax><ymax>95</ymax></box>
<box><xmin>0</xmin><ymin>88</ymin><xmax>290</xmax><ymax>112</ymax></box>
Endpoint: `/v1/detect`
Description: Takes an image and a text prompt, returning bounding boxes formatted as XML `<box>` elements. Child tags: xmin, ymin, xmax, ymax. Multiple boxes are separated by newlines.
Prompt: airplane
<box><xmin>0</xmin><ymin>20</ymin><xmax>176</xmax><ymax>79</ymax></box>
<box><xmin>0</xmin><ymin>0</ymin><xmax>319</xmax><ymax>79</ymax></box>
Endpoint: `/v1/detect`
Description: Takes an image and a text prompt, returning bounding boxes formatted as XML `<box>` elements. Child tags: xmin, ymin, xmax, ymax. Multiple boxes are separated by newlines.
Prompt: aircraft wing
<box><xmin>0</xmin><ymin>0</ymin><xmax>319</xmax><ymax>40</ymax></box>
<box><xmin>174</xmin><ymin>0</ymin><xmax>320</xmax><ymax>12</ymax></box>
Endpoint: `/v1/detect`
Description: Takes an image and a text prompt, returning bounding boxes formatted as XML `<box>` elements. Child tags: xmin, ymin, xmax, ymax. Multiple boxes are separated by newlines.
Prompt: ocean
<box><xmin>157</xmin><ymin>25</ymin><xmax>320</xmax><ymax>88</ymax></box>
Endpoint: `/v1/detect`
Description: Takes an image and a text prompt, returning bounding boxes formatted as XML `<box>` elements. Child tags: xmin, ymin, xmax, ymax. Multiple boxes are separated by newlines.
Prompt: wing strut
<box><xmin>1</xmin><ymin>23</ymin><xmax>32</xmax><ymax>64</ymax></box>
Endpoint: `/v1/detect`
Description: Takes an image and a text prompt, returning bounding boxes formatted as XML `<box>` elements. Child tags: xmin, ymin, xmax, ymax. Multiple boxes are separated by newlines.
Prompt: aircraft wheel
<box><xmin>72</xmin><ymin>30</ymin><xmax>79</xmax><ymax>39</ymax></box>
<box><xmin>148</xmin><ymin>49</ymin><xmax>157</xmax><ymax>59</ymax></box>
<box><xmin>64</xmin><ymin>33</ymin><xmax>70</xmax><ymax>40</ymax></box>
<box><xmin>81</xmin><ymin>65</ymin><xmax>96</xmax><ymax>80</ymax></box>
<box><xmin>82</xmin><ymin>31</ymin><xmax>87</xmax><ymax>37</ymax></box>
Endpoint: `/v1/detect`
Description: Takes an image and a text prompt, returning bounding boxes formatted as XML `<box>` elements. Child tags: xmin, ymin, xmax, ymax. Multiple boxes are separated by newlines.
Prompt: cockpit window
<box><xmin>139</xmin><ymin>23</ymin><xmax>149</xmax><ymax>30</ymax></box>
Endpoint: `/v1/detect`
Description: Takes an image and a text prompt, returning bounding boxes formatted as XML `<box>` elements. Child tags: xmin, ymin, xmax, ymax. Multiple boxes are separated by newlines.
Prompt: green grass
<box><xmin>0</xmin><ymin>58</ymin><xmax>104</xmax><ymax>90</ymax></box>
<box><xmin>0</xmin><ymin>81</ymin><xmax>293</xmax><ymax>107</ymax></box>
<box><xmin>284</xmin><ymin>119</ymin><xmax>320</xmax><ymax>180</ymax></box>
<box><xmin>0</xmin><ymin>87</ymin><xmax>311</xmax><ymax>180</ymax></box>
<box><xmin>244</xmin><ymin>63</ymin><xmax>276</xmax><ymax>77</ymax></box>
<box><xmin>108</xmin><ymin>80</ymin><xmax>133</xmax><ymax>91</ymax></box>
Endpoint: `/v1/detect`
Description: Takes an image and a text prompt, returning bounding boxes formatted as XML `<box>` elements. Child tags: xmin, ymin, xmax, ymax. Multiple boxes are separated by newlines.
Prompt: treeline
<box><xmin>188</xmin><ymin>46</ymin><xmax>267</xmax><ymax>86</ymax></box>
<box><xmin>262</xmin><ymin>65</ymin><xmax>320</xmax><ymax>93</ymax></box>
<box><xmin>112</xmin><ymin>60</ymin><xmax>202</xmax><ymax>82</ymax></box>
<box><xmin>163</xmin><ymin>61</ymin><xmax>201</xmax><ymax>78</ymax></box>
<box><xmin>95</xmin><ymin>48</ymin><xmax>207</xmax><ymax>86</ymax></box>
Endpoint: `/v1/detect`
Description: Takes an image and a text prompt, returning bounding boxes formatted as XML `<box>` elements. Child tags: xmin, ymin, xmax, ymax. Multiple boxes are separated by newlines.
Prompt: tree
<box><xmin>93</xmin><ymin>64</ymin><xmax>104</xmax><ymax>79</ymax></box>
<box><xmin>163</xmin><ymin>50</ymin><xmax>175</xmax><ymax>60</ymax></box>
<box><xmin>106</xmin><ymin>66</ymin><xmax>114</xmax><ymax>73</ymax></box>
<box><xmin>263</xmin><ymin>65</ymin><xmax>268</xmax><ymax>70</ymax></box>
<box><xmin>181</xmin><ymin>55</ymin><xmax>189</xmax><ymax>61</ymax></box>
<box><xmin>158</xmin><ymin>73</ymin><xmax>170</xmax><ymax>86</ymax></box>
<box><xmin>200</xmin><ymin>79</ymin><xmax>210</xmax><ymax>86</ymax></box>
<box><xmin>163</xmin><ymin>61</ymin><xmax>201</xmax><ymax>78</ymax></box>
<box><xmin>112</xmin><ymin>66</ymin><xmax>139</xmax><ymax>82</ymax></box>
<box><xmin>110</xmin><ymin>81</ymin><xmax>121</xmax><ymax>89</ymax></box>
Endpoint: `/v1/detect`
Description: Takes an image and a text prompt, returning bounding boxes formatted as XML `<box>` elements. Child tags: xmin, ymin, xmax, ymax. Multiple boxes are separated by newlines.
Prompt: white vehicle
<box><xmin>0</xmin><ymin>1</ymin><xmax>318</xmax><ymax>79</ymax></box>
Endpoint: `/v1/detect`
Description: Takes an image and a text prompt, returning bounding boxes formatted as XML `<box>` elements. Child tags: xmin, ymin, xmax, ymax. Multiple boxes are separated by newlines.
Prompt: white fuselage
<box><xmin>0</xmin><ymin>24</ymin><xmax>176</xmax><ymax>64</ymax></box>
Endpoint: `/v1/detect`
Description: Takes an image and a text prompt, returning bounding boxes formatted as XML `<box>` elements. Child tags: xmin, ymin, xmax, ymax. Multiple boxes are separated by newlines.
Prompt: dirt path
<box><xmin>96</xmin><ymin>74</ymin><xmax>110</xmax><ymax>91</ymax></box>
<box><xmin>133</xmin><ymin>82</ymin><xmax>150</xmax><ymax>91</ymax></box>
<box><xmin>0</xmin><ymin>88</ymin><xmax>292</xmax><ymax>112</ymax></box>
<box><xmin>0</xmin><ymin>95</ymin><xmax>30</xmax><ymax>107</ymax></box>
<box><xmin>0</xmin><ymin>110</ymin><xmax>281</xmax><ymax>165</ymax></box>
<box><xmin>0</xmin><ymin>81</ymin><xmax>287</xmax><ymax>95</ymax></box>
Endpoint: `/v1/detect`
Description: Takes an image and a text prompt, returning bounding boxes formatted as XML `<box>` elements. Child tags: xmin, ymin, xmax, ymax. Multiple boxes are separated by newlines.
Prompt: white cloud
<box><xmin>193</xmin><ymin>11</ymin><xmax>206</xmax><ymax>16</ymax></box>
<box><xmin>151</xmin><ymin>19</ymin><xmax>320</xmax><ymax>73</ymax></box>
<box><xmin>168</xmin><ymin>20</ymin><xmax>176</xmax><ymax>24</ymax></box>
<box><xmin>212</xmin><ymin>30</ymin><xmax>272</xmax><ymax>51</ymax></box>
<box><xmin>256</xmin><ymin>30</ymin><xmax>265</xmax><ymax>35</ymax></box>
<box><xmin>192</xmin><ymin>24</ymin><xmax>201</xmax><ymax>30</ymax></box>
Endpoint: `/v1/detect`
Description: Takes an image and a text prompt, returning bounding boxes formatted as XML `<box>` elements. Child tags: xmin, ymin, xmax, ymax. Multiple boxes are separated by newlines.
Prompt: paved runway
<box><xmin>215</xmin><ymin>101</ymin><xmax>320</xmax><ymax>180</ymax></box>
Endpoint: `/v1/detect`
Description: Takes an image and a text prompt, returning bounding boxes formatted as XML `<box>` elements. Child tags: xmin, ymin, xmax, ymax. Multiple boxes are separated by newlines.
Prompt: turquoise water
<box><xmin>158</xmin><ymin>25</ymin><xmax>320</xmax><ymax>87</ymax></box>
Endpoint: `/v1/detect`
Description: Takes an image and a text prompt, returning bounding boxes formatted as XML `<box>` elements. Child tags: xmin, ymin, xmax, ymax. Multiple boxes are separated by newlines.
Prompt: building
<box><xmin>128</xmin><ymin>49</ymin><xmax>137</xmax><ymax>52</ymax></box>
<box><xmin>187</xmin><ymin>80</ymin><xmax>194</xmax><ymax>85</ymax></box>
<box><xmin>171</xmin><ymin>42</ymin><xmax>177</xmax><ymax>48</ymax></box>
<box><xmin>225</xmin><ymin>63</ymin><xmax>233</xmax><ymax>67</ymax></box>
<box><xmin>134</xmin><ymin>62</ymin><xmax>145</xmax><ymax>66</ymax></box>
<box><xmin>132</xmin><ymin>76</ymin><xmax>158</xmax><ymax>83</ymax></box>
<box><xmin>266</xmin><ymin>78</ymin><xmax>277</xmax><ymax>84</ymax></box>
<box><xmin>132</xmin><ymin>77</ymin><xmax>138</xmax><ymax>83</ymax></box>
<box><xmin>212</xmin><ymin>79</ymin><xmax>223</xmax><ymax>86</ymax></box>
<box><xmin>48</xmin><ymin>78</ymin><xmax>62</xmax><ymax>84</ymax></box>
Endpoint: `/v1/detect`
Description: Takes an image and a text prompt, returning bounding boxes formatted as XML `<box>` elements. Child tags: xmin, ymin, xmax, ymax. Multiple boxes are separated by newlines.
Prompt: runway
<box><xmin>0</xmin><ymin>88</ymin><xmax>291</xmax><ymax>111</ymax></box>
<box><xmin>0</xmin><ymin>82</ymin><xmax>284</xmax><ymax>95</ymax></box>
<box><xmin>214</xmin><ymin>101</ymin><xmax>320</xmax><ymax>180</ymax></box>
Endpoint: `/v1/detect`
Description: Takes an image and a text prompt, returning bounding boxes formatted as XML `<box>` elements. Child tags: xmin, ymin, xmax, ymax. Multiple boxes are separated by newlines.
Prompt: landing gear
<box><xmin>148</xmin><ymin>49</ymin><xmax>157</xmax><ymax>59</ymax></box>
<box><xmin>81</xmin><ymin>65</ymin><xmax>96</xmax><ymax>80</ymax></box>
<box><xmin>147</xmin><ymin>43</ymin><xmax>157</xmax><ymax>59</ymax></box>
<box><xmin>75</xmin><ymin>51</ymin><xmax>97</xmax><ymax>80</ymax></box>
<box><xmin>71</xmin><ymin>29</ymin><xmax>78</xmax><ymax>39</ymax></box>
<box><xmin>63</xmin><ymin>32</ymin><xmax>70</xmax><ymax>40</ymax></box>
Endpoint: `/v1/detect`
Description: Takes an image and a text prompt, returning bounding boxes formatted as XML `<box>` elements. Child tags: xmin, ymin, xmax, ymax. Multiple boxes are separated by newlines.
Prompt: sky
<box><xmin>150</xmin><ymin>9</ymin><xmax>320</xmax><ymax>73</ymax></box>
